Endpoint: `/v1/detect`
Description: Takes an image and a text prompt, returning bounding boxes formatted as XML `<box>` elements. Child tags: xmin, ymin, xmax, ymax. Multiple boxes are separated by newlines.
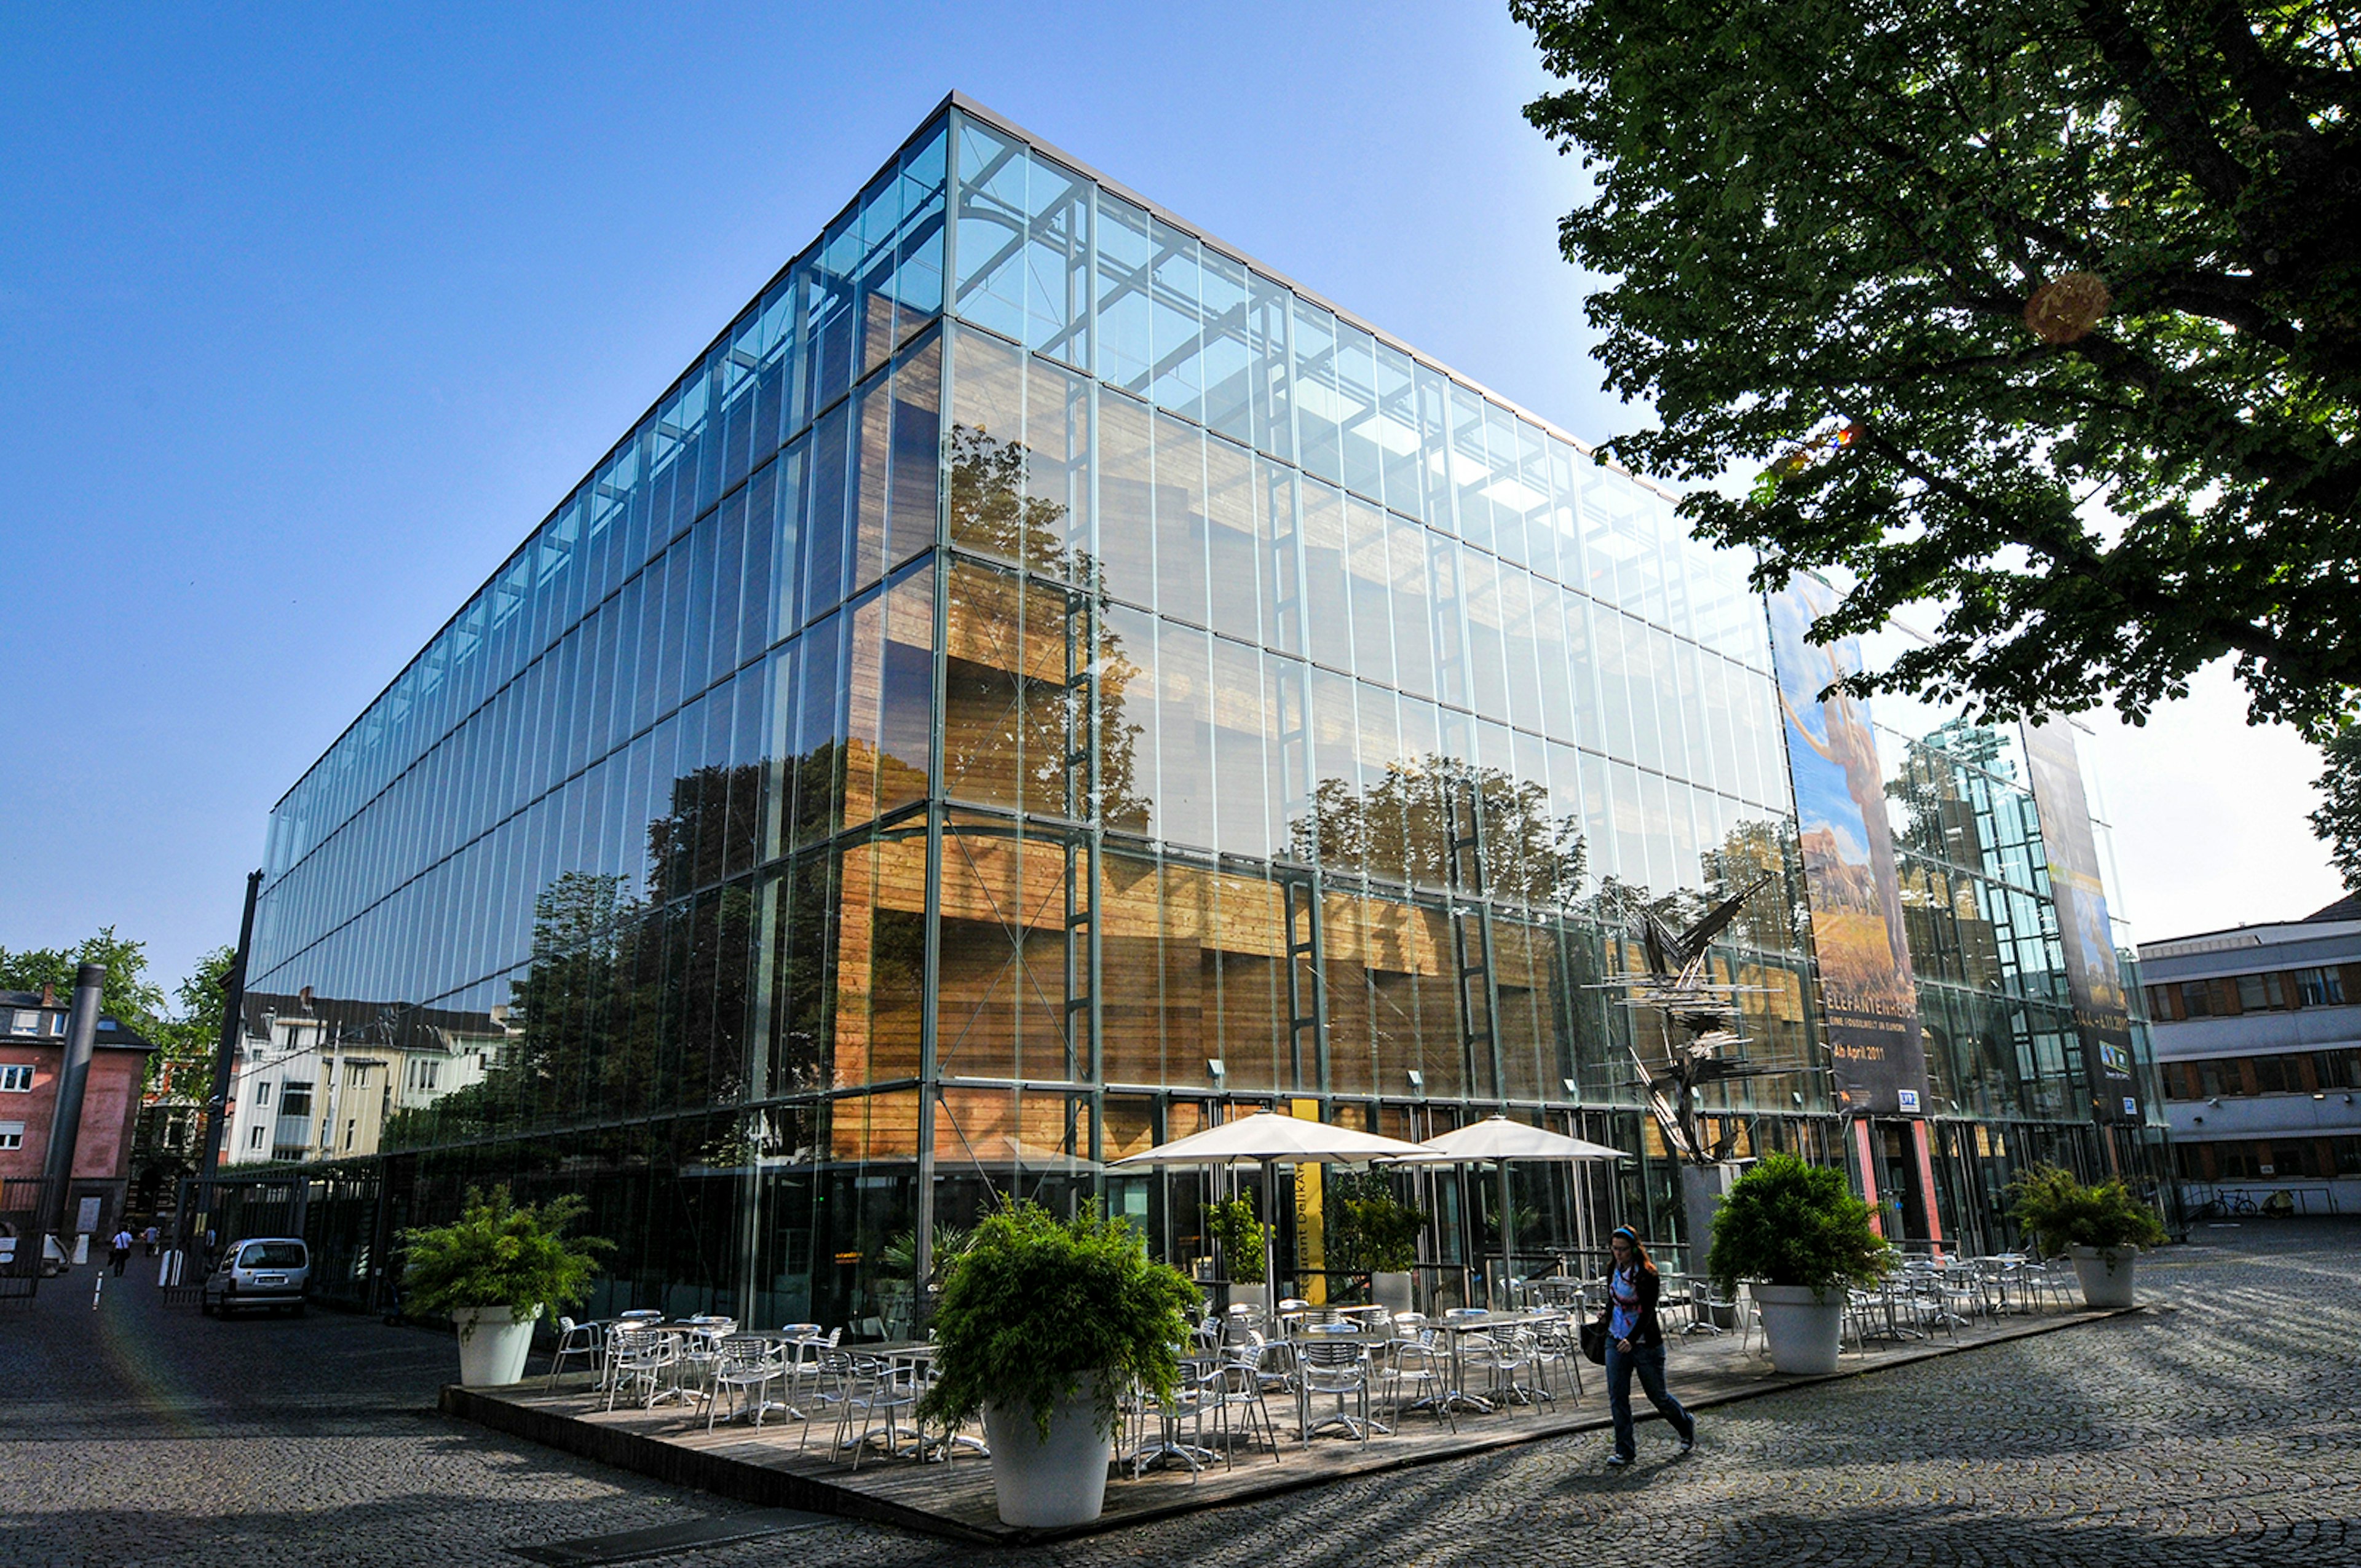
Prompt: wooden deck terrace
<box><xmin>443</xmin><ymin>1302</ymin><xmax>2138</xmax><ymax>1546</ymax></box>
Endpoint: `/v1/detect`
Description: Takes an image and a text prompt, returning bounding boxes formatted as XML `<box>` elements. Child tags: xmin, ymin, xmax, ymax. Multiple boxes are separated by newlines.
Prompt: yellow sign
<box><xmin>1291</xmin><ymin>1098</ymin><xmax>1325</xmax><ymax>1306</ymax></box>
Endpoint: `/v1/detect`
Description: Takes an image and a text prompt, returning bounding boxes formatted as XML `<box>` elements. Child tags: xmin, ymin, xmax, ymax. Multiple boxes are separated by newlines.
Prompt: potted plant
<box><xmin>917</xmin><ymin>1201</ymin><xmax>1198</xmax><ymax>1529</ymax></box>
<box><xmin>1203</xmin><ymin>1195</ymin><xmax>1271</xmax><ymax>1314</ymax></box>
<box><xmin>1326</xmin><ymin>1171</ymin><xmax>1427</xmax><ymax>1314</ymax></box>
<box><xmin>1706</xmin><ymin>1152</ymin><xmax>1889</xmax><ymax>1374</ymax></box>
<box><xmin>2007</xmin><ymin>1164</ymin><xmax>2166</xmax><ymax>1308</ymax></box>
<box><xmin>400</xmin><ymin>1187</ymin><xmax>611</xmax><ymax>1387</ymax></box>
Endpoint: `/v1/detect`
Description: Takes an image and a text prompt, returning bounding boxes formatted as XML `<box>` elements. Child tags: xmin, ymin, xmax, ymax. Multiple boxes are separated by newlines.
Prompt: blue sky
<box><xmin>0</xmin><ymin>4</ymin><xmax>2338</xmax><ymax>999</ymax></box>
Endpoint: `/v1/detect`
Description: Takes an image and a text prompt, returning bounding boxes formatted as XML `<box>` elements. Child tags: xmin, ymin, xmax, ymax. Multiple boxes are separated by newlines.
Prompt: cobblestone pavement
<box><xmin>8</xmin><ymin>1222</ymin><xmax>2359</xmax><ymax>1567</ymax></box>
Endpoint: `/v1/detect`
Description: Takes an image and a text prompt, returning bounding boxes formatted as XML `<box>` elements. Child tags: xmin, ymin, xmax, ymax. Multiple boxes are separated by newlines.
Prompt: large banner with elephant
<box><xmin>1768</xmin><ymin>575</ymin><xmax>1930</xmax><ymax>1118</ymax></box>
<box><xmin>2022</xmin><ymin>719</ymin><xmax>2145</xmax><ymax>1125</ymax></box>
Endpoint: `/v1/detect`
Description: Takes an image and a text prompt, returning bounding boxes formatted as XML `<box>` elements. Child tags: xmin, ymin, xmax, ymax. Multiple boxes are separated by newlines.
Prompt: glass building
<box><xmin>229</xmin><ymin>95</ymin><xmax>2170</xmax><ymax>1325</ymax></box>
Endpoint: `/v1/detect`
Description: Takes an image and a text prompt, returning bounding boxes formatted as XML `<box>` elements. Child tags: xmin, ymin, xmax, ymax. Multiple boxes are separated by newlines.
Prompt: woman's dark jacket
<box><xmin>1594</xmin><ymin>1266</ymin><xmax>1666</xmax><ymax>1347</ymax></box>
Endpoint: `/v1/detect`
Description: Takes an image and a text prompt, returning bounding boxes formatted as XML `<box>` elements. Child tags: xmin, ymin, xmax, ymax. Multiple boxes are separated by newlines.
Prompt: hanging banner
<box><xmin>2022</xmin><ymin>720</ymin><xmax>2143</xmax><ymax>1124</ymax></box>
<box><xmin>1290</xmin><ymin>1099</ymin><xmax>1326</xmax><ymax>1305</ymax></box>
<box><xmin>1768</xmin><ymin>576</ymin><xmax>1929</xmax><ymax>1117</ymax></box>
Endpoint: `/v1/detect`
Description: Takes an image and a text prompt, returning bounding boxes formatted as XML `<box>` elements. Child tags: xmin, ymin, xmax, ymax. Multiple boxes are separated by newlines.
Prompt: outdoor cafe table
<box><xmin>732</xmin><ymin>1327</ymin><xmax>831</xmax><ymax>1424</ymax></box>
<box><xmin>604</xmin><ymin>1320</ymin><xmax>731</xmax><ymax>1408</ymax></box>
<box><xmin>836</xmin><ymin>1341</ymin><xmax>987</xmax><ymax>1463</ymax></box>
<box><xmin>1434</xmin><ymin>1310</ymin><xmax>1557</xmax><ymax>1415</ymax></box>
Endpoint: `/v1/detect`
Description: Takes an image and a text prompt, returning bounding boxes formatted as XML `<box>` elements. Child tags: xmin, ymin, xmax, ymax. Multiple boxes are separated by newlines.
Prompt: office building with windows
<box><xmin>2140</xmin><ymin>894</ymin><xmax>2361</xmax><ymax>1213</ymax></box>
<box><xmin>229</xmin><ymin>95</ymin><xmax>2169</xmax><ymax>1324</ymax></box>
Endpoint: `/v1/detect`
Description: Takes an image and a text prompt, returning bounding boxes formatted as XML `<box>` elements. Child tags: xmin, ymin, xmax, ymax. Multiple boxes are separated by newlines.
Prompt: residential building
<box><xmin>0</xmin><ymin>987</ymin><xmax>158</xmax><ymax>1250</ymax></box>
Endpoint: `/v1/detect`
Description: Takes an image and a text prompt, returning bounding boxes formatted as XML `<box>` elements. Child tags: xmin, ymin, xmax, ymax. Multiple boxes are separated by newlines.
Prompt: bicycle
<box><xmin>2193</xmin><ymin>1191</ymin><xmax>2257</xmax><ymax>1221</ymax></box>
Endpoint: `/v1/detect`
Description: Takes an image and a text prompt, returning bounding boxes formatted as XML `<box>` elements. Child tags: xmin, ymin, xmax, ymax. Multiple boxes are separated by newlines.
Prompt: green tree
<box><xmin>150</xmin><ymin>945</ymin><xmax>237</xmax><ymax>1098</ymax></box>
<box><xmin>0</xmin><ymin>926</ymin><xmax>168</xmax><ymax>1034</ymax></box>
<box><xmin>2309</xmin><ymin>725</ymin><xmax>2361</xmax><ymax>893</ymax></box>
<box><xmin>1514</xmin><ymin>0</ymin><xmax>2361</xmax><ymax>739</ymax></box>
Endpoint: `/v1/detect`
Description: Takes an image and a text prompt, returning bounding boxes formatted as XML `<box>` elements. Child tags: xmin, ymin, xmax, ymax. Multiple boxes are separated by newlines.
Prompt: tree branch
<box><xmin>1851</xmin><ymin>425</ymin><xmax>2298</xmax><ymax>666</ymax></box>
<box><xmin>2074</xmin><ymin>0</ymin><xmax>2256</xmax><ymax>216</ymax></box>
<box><xmin>2203</xmin><ymin>0</ymin><xmax>2335</xmax><ymax>167</ymax></box>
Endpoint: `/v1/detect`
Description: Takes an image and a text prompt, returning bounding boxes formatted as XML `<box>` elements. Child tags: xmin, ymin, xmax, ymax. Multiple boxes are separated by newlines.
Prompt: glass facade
<box><xmin>231</xmin><ymin>97</ymin><xmax>2167</xmax><ymax>1322</ymax></box>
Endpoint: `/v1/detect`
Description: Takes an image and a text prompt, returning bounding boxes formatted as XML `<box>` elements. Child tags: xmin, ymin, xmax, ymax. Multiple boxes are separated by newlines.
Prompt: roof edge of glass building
<box><xmin>269</xmin><ymin>91</ymin><xmax>1675</xmax><ymax>824</ymax></box>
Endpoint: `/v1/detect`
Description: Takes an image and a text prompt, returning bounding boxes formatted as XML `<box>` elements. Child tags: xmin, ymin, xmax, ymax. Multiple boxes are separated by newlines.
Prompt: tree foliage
<box><xmin>152</xmin><ymin>946</ymin><xmax>235</xmax><ymax>1098</ymax></box>
<box><xmin>916</xmin><ymin>1200</ymin><xmax>1200</xmax><ymax>1442</ymax></box>
<box><xmin>1706</xmin><ymin>1151</ymin><xmax>1891</xmax><ymax>1295</ymax></box>
<box><xmin>1203</xmin><ymin>1195</ymin><xmax>1271</xmax><ymax>1283</ymax></box>
<box><xmin>2309</xmin><ymin>725</ymin><xmax>2361</xmax><ymax>892</ymax></box>
<box><xmin>2006</xmin><ymin>1162</ymin><xmax>2169</xmax><ymax>1255</ymax></box>
<box><xmin>398</xmin><ymin>1185</ymin><xmax>612</xmax><ymax>1321</ymax></box>
<box><xmin>1516</xmin><ymin>0</ymin><xmax>2361</xmax><ymax>739</ymax></box>
<box><xmin>1323</xmin><ymin>1170</ymin><xmax>1430</xmax><ymax>1275</ymax></box>
<box><xmin>0</xmin><ymin>926</ymin><xmax>167</xmax><ymax>1030</ymax></box>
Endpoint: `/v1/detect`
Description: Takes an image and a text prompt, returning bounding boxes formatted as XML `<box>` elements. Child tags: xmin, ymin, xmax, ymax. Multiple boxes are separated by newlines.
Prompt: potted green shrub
<box><xmin>917</xmin><ymin>1201</ymin><xmax>1198</xmax><ymax>1529</ymax></box>
<box><xmin>400</xmin><ymin>1188</ymin><xmax>612</xmax><ymax>1387</ymax></box>
<box><xmin>1706</xmin><ymin>1152</ymin><xmax>1889</xmax><ymax>1374</ymax></box>
<box><xmin>1203</xmin><ymin>1194</ymin><xmax>1271</xmax><ymax>1314</ymax></box>
<box><xmin>2007</xmin><ymin>1164</ymin><xmax>2166</xmax><ymax>1307</ymax></box>
<box><xmin>1326</xmin><ymin>1171</ymin><xmax>1427</xmax><ymax>1314</ymax></box>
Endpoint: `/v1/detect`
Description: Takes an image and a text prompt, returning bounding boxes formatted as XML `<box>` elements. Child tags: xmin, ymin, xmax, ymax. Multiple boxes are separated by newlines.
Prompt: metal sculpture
<box><xmin>1609</xmin><ymin>875</ymin><xmax>1778</xmax><ymax>1165</ymax></box>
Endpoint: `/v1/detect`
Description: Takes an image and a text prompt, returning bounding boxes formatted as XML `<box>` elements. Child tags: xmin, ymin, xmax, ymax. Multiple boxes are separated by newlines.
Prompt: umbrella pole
<box><xmin>1498</xmin><ymin>1161</ymin><xmax>1515</xmax><ymax>1307</ymax></box>
<box><xmin>1263</xmin><ymin>1157</ymin><xmax>1278</xmax><ymax>1309</ymax></box>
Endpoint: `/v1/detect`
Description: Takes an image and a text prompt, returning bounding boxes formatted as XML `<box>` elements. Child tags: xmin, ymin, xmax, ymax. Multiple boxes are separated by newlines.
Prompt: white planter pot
<box><xmin>454</xmin><ymin>1305</ymin><xmax>541</xmax><ymax>1387</ymax></box>
<box><xmin>981</xmin><ymin>1381</ymin><xmax>1113</xmax><ymax>1529</ymax></box>
<box><xmin>1372</xmin><ymin>1271</ymin><xmax>1414</xmax><ymax>1316</ymax></box>
<box><xmin>2068</xmin><ymin>1246</ymin><xmax>2139</xmax><ymax>1308</ymax></box>
<box><xmin>1750</xmin><ymin>1285</ymin><xmax>1847</xmax><ymax>1375</ymax></box>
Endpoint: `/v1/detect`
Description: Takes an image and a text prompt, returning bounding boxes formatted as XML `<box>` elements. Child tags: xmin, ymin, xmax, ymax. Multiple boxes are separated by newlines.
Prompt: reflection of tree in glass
<box><xmin>1698</xmin><ymin>814</ymin><xmax>1806</xmax><ymax>955</ymax></box>
<box><xmin>1287</xmin><ymin>757</ymin><xmax>1584</xmax><ymax>908</ymax></box>
<box><xmin>945</xmin><ymin>418</ymin><xmax>1149</xmax><ymax>830</ymax></box>
<box><xmin>387</xmin><ymin>765</ymin><xmax>761</xmax><ymax>1149</ymax></box>
<box><xmin>648</xmin><ymin>763</ymin><xmax>767</xmax><ymax>900</ymax></box>
<box><xmin>947</xmin><ymin>422</ymin><xmax>1072</xmax><ymax>576</ymax></box>
<box><xmin>386</xmin><ymin>870</ymin><xmax>636</xmax><ymax>1148</ymax></box>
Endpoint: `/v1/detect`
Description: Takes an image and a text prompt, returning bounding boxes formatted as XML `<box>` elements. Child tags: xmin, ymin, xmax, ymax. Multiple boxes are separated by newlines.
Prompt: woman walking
<box><xmin>1597</xmin><ymin>1225</ymin><xmax>1695</xmax><ymax>1467</ymax></box>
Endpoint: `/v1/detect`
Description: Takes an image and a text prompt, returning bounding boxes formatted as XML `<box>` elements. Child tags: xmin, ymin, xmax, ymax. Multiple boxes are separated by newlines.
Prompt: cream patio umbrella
<box><xmin>1385</xmin><ymin>1116</ymin><xmax>1631</xmax><ymax>1299</ymax></box>
<box><xmin>1109</xmin><ymin>1111</ymin><xmax>1431</xmax><ymax>1300</ymax></box>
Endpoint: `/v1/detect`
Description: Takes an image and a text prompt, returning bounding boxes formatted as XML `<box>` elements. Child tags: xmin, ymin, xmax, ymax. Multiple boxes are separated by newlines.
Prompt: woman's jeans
<box><xmin>1605</xmin><ymin>1339</ymin><xmax>1693</xmax><ymax>1458</ymax></box>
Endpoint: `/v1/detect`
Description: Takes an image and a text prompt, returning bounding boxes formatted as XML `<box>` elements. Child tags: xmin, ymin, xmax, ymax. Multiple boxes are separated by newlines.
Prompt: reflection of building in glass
<box><xmin>231</xmin><ymin>96</ymin><xmax>2169</xmax><ymax>1323</ymax></box>
<box><xmin>221</xmin><ymin>991</ymin><xmax>511</xmax><ymax>1166</ymax></box>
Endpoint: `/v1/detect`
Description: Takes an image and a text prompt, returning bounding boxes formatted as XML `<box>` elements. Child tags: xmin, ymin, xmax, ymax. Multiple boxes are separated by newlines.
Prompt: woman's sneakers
<box><xmin>1679</xmin><ymin>1417</ymin><xmax>1698</xmax><ymax>1456</ymax></box>
<box><xmin>1605</xmin><ymin>1452</ymin><xmax>1634</xmax><ymax>1468</ymax></box>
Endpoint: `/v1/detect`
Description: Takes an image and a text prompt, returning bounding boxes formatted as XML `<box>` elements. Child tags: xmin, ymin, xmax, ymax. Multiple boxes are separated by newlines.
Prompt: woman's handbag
<box><xmin>1579</xmin><ymin>1316</ymin><xmax>1608</xmax><ymax>1365</ymax></box>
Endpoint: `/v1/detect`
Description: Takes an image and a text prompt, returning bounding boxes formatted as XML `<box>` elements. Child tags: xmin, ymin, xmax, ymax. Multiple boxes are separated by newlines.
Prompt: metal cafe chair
<box><xmin>773</xmin><ymin>1322</ymin><xmax>832</xmax><ymax>1419</ymax></box>
<box><xmin>545</xmin><ymin>1315</ymin><xmax>604</xmax><ymax>1387</ymax></box>
<box><xmin>1294</xmin><ymin>1323</ymin><xmax>1382</xmax><ymax>1447</ymax></box>
<box><xmin>797</xmin><ymin>1339</ymin><xmax>861</xmax><ymax>1454</ymax></box>
<box><xmin>1527</xmin><ymin>1310</ymin><xmax>1585</xmax><ymax>1403</ymax></box>
<box><xmin>832</xmin><ymin>1353</ymin><xmax>922</xmax><ymax>1470</ymax></box>
<box><xmin>677</xmin><ymin>1317</ymin><xmax>737</xmax><ymax>1406</ymax></box>
<box><xmin>1210</xmin><ymin>1350</ymin><xmax>1287</xmax><ymax>1464</ymax></box>
<box><xmin>1376</xmin><ymin>1319</ymin><xmax>1458</xmax><ymax>1433</ymax></box>
<box><xmin>604</xmin><ymin>1325</ymin><xmax>678</xmax><ymax>1412</ymax></box>
<box><xmin>706</xmin><ymin>1334</ymin><xmax>788</xmax><ymax>1430</ymax></box>
<box><xmin>1127</xmin><ymin>1356</ymin><xmax>1223</xmax><ymax>1478</ymax></box>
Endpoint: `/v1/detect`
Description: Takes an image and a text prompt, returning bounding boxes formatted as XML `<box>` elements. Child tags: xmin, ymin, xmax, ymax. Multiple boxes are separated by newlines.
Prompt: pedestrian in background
<box><xmin>1596</xmin><ymin>1224</ymin><xmax>1696</xmax><ymax>1467</ymax></box>
<box><xmin>143</xmin><ymin>1224</ymin><xmax>160</xmax><ymax>1257</ymax></box>
<box><xmin>108</xmin><ymin>1226</ymin><xmax>135</xmax><ymax>1277</ymax></box>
